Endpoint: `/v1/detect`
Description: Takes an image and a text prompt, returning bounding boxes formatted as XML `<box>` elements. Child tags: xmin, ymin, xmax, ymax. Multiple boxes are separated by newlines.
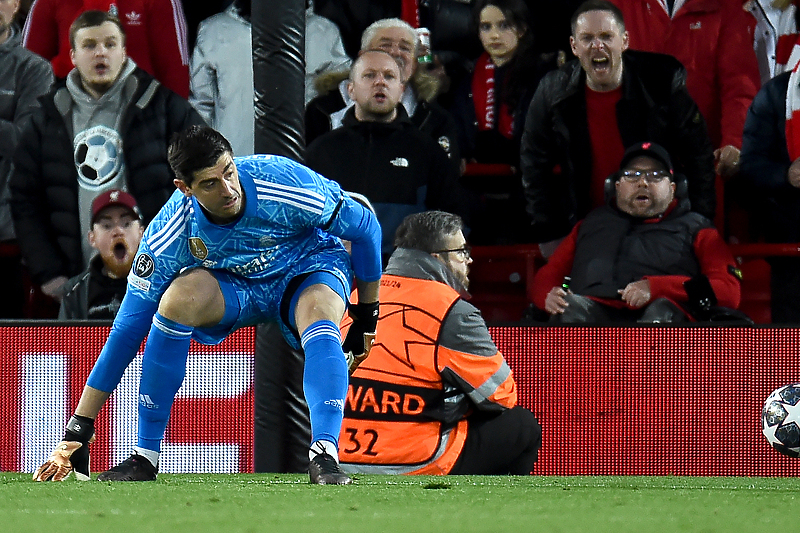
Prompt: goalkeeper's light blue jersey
<box><xmin>127</xmin><ymin>154</ymin><xmax>373</xmax><ymax>304</ymax></box>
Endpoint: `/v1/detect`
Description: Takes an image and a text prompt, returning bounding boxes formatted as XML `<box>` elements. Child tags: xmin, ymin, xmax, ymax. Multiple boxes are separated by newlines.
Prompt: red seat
<box><xmin>467</xmin><ymin>244</ymin><xmax>542</xmax><ymax>322</ymax></box>
<box><xmin>728</xmin><ymin>243</ymin><xmax>800</xmax><ymax>325</ymax></box>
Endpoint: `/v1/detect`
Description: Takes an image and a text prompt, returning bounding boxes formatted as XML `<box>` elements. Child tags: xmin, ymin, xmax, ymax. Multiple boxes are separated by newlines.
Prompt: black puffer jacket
<box><xmin>11</xmin><ymin>68</ymin><xmax>205</xmax><ymax>285</ymax></box>
<box><xmin>520</xmin><ymin>50</ymin><xmax>716</xmax><ymax>242</ymax></box>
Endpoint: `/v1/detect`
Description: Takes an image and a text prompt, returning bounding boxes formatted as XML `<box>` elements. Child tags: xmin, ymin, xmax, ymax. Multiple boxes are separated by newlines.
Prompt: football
<box><xmin>762</xmin><ymin>383</ymin><xmax>800</xmax><ymax>458</ymax></box>
<box><xmin>74</xmin><ymin>130</ymin><xmax>120</xmax><ymax>183</ymax></box>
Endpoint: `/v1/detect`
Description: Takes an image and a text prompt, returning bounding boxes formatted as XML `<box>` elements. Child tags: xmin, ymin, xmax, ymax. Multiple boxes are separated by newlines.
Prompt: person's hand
<box><xmin>41</xmin><ymin>276</ymin><xmax>69</xmax><ymax>301</ymax></box>
<box><xmin>342</xmin><ymin>302</ymin><xmax>379</xmax><ymax>373</ymax></box>
<box><xmin>618</xmin><ymin>279</ymin><xmax>652</xmax><ymax>309</ymax></box>
<box><xmin>788</xmin><ymin>158</ymin><xmax>800</xmax><ymax>188</ymax></box>
<box><xmin>33</xmin><ymin>430</ymin><xmax>95</xmax><ymax>482</ymax></box>
<box><xmin>714</xmin><ymin>145</ymin><xmax>740</xmax><ymax>178</ymax></box>
<box><xmin>345</xmin><ymin>332</ymin><xmax>375</xmax><ymax>373</ymax></box>
<box><xmin>544</xmin><ymin>286</ymin><xmax>570</xmax><ymax>314</ymax></box>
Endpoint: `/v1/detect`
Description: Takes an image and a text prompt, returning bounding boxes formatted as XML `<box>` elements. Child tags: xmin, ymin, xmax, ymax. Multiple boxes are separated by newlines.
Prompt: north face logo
<box><xmin>390</xmin><ymin>157</ymin><xmax>409</xmax><ymax>168</ymax></box>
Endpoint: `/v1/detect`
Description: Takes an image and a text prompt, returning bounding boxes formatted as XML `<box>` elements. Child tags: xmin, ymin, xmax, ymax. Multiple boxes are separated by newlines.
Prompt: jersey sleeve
<box><xmin>324</xmin><ymin>195</ymin><xmax>382</xmax><ymax>282</ymax></box>
<box><xmin>127</xmin><ymin>194</ymin><xmax>193</xmax><ymax>303</ymax></box>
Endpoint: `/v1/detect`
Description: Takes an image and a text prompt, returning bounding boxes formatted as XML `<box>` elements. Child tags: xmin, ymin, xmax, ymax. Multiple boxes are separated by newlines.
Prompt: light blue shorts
<box><xmin>192</xmin><ymin>246</ymin><xmax>352</xmax><ymax>349</ymax></box>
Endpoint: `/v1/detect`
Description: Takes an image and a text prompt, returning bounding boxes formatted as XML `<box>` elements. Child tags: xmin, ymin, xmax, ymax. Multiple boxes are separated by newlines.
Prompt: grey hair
<box><xmin>360</xmin><ymin>18</ymin><xmax>418</xmax><ymax>56</ymax></box>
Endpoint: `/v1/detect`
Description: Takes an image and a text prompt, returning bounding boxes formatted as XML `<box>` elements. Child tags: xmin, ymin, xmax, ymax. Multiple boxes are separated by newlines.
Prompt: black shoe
<box><xmin>97</xmin><ymin>453</ymin><xmax>158</xmax><ymax>482</ymax></box>
<box><xmin>308</xmin><ymin>453</ymin><xmax>352</xmax><ymax>485</ymax></box>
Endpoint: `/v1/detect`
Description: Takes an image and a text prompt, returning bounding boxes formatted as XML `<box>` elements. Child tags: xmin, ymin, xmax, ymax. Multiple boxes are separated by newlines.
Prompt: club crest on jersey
<box><xmin>133</xmin><ymin>253</ymin><xmax>154</xmax><ymax>278</ymax></box>
<box><xmin>189</xmin><ymin>237</ymin><xmax>209</xmax><ymax>260</ymax></box>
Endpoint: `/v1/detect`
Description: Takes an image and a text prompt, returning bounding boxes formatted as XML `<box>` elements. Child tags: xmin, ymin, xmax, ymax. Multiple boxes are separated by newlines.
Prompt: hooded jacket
<box><xmin>11</xmin><ymin>66</ymin><xmax>204</xmax><ymax>286</ymax></box>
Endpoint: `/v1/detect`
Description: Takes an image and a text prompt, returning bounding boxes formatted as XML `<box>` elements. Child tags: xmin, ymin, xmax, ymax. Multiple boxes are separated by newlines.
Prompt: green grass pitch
<box><xmin>1</xmin><ymin>473</ymin><xmax>797</xmax><ymax>533</ymax></box>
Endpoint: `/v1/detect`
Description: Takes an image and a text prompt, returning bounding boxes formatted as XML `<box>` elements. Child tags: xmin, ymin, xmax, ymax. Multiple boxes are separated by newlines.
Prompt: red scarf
<box><xmin>786</xmin><ymin>59</ymin><xmax>800</xmax><ymax>160</ymax></box>
<box><xmin>471</xmin><ymin>53</ymin><xmax>514</xmax><ymax>139</ymax></box>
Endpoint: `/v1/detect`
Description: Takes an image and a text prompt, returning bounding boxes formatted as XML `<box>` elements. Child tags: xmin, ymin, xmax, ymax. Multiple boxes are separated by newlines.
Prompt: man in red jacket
<box><xmin>531</xmin><ymin>141</ymin><xmax>741</xmax><ymax>323</ymax></box>
<box><xmin>610</xmin><ymin>0</ymin><xmax>760</xmax><ymax>178</ymax></box>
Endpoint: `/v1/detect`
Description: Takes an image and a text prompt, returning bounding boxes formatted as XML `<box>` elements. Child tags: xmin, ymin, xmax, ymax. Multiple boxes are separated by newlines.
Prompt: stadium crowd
<box><xmin>3</xmin><ymin>0</ymin><xmax>795</xmax><ymax>325</ymax></box>
<box><xmin>3</xmin><ymin>0</ymin><xmax>800</xmax><ymax>480</ymax></box>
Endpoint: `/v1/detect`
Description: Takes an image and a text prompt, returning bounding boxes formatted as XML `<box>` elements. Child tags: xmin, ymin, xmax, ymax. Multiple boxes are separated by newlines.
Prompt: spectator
<box><xmin>0</xmin><ymin>0</ymin><xmax>53</xmax><ymax>318</ymax></box>
<box><xmin>447</xmin><ymin>0</ymin><xmax>559</xmax><ymax>244</ymax></box>
<box><xmin>305</xmin><ymin>17</ymin><xmax>460</xmax><ymax>166</ymax></box>
<box><xmin>33</xmin><ymin>125</ymin><xmax>381</xmax><ymax>484</ymax></box>
<box><xmin>610</xmin><ymin>0</ymin><xmax>761</xmax><ymax>179</ymax></box>
<box><xmin>520</xmin><ymin>0</ymin><xmax>716</xmax><ymax>251</ymax></box>
<box><xmin>59</xmin><ymin>189</ymin><xmax>143</xmax><ymax>320</ymax></box>
<box><xmin>531</xmin><ymin>142</ymin><xmax>740</xmax><ymax>324</ymax></box>
<box><xmin>738</xmin><ymin>66</ymin><xmax>800</xmax><ymax>323</ymax></box>
<box><xmin>748</xmin><ymin>0</ymin><xmax>800</xmax><ymax>83</ymax></box>
<box><xmin>450</xmin><ymin>0</ymin><xmax>556</xmax><ymax>166</ymax></box>
<box><xmin>11</xmin><ymin>10</ymin><xmax>203</xmax><ymax>306</ymax></box>
<box><xmin>307</xmin><ymin>50</ymin><xmax>470</xmax><ymax>259</ymax></box>
<box><xmin>340</xmin><ymin>210</ymin><xmax>541</xmax><ymax>475</ymax></box>
<box><xmin>189</xmin><ymin>0</ymin><xmax>351</xmax><ymax>157</ymax></box>
<box><xmin>22</xmin><ymin>0</ymin><xmax>190</xmax><ymax>98</ymax></box>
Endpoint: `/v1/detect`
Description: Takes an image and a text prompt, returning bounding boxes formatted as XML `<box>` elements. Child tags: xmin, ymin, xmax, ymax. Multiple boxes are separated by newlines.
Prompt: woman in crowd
<box><xmin>448</xmin><ymin>0</ymin><xmax>559</xmax><ymax>244</ymax></box>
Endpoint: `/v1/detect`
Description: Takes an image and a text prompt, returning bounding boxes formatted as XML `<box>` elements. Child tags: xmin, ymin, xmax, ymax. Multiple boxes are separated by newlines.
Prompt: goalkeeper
<box><xmin>33</xmin><ymin>125</ymin><xmax>381</xmax><ymax>485</ymax></box>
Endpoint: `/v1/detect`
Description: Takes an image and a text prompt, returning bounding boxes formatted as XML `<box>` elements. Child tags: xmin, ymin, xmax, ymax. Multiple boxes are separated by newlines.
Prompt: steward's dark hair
<box><xmin>393</xmin><ymin>211</ymin><xmax>464</xmax><ymax>252</ymax></box>
<box><xmin>168</xmin><ymin>126</ymin><xmax>233</xmax><ymax>186</ymax></box>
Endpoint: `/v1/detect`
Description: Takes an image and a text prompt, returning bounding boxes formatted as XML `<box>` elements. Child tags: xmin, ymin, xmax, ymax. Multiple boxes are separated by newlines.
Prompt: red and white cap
<box><xmin>91</xmin><ymin>189</ymin><xmax>141</xmax><ymax>223</ymax></box>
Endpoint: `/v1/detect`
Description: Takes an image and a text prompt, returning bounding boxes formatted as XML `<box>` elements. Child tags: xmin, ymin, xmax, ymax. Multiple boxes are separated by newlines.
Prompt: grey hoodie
<box><xmin>65</xmin><ymin>58</ymin><xmax>137</xmax><ymax>265</ymax></box>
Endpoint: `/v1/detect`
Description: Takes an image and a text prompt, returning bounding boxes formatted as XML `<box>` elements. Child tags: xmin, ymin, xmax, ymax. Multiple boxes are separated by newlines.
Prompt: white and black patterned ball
<box><xmin>762</xmin><ymin>383</ymin><xmax>800</xmax><ymax>458</ymax></box>
<box><xmin>75</xmin><ymin>132</ymin><xmax>119</xmax><ymax>183</ymax></box>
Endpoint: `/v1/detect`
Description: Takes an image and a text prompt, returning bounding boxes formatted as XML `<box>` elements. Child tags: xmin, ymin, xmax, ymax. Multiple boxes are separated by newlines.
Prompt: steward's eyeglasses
<box><xmin>433</xmin><ymin>245</ymin><xmax>472</xmax><ymax>261</ymax></box>
<box><xmin>619</xmin><ymin>170</ymin><xmax>672</xmax><ymax>184</ymax></box>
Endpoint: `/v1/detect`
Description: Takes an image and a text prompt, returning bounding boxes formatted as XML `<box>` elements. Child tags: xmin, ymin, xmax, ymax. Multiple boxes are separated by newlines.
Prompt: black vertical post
<box><xmin>251</xmin><ymin>0</ymin><xmax>311</xmax><ymax>473</ymax></box>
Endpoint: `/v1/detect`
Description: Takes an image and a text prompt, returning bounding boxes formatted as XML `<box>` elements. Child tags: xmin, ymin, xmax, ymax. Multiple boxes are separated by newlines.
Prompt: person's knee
<box><xmin>510</xmin><ymin>406</ymin><xmax>542</xmax><ymax>446</ymax></box>
<box><xmin>294</xmin><ymin>284</ymin><xmax>345</xmax><ymax>334</ymax></box>
<box><xmin>638</xmin><ymin>298</ymin><xmax>686</xmax><ymax>323</ymax></box>
<box><xmin>158</xmin><ymin>269</ymin><xmax>224</xmax><ymax>325</ymax></box>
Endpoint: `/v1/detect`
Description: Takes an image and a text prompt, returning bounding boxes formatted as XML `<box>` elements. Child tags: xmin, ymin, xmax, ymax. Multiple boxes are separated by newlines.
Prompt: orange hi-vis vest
<box><xmin>339</xmin><ymin>274</ymin><xmax>469</xmax><ymax>474</ymax></box>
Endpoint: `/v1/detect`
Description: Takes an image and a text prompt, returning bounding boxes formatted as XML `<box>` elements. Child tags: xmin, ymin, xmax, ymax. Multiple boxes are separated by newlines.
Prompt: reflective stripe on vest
<box><xmin>340</xmin><ymin>274</ymin><xmax>468</xmax><ymax>474</ymax></box>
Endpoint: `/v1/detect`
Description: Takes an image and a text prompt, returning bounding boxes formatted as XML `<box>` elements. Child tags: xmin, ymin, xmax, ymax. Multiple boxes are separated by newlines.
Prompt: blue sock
<box><xmin>136</xmin><ymin>312</ymin><xmax>193</xmax><ymax>453</ymax></box>
<box><xmin>301</xmin><ymin>320</ymin><xmax>348</xmax><ymax>450</ymax></box>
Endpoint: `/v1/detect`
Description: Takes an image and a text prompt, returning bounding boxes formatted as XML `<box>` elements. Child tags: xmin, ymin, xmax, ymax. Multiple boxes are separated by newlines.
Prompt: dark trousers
<box><xmin>551</xmin><ymin>294</ymin><xmax>688</xmax><ymax>324</ymax></box>
<box><xmin>449</xmin><ymin>406</ymin><xmax>542</xmax><ymax>475</ymax></box>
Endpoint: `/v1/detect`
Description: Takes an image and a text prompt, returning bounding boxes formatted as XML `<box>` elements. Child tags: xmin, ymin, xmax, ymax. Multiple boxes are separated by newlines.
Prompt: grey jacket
<box><xmin>0</xmin><ymin>26</ymin><xmax>53</xmax><ymax>241</ymax></box>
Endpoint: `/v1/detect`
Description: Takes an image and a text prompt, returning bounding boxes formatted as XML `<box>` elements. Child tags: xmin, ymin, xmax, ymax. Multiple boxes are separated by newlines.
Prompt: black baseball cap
<box><xmin>619</xmin><ymin>142</ymin><xmax>674</xmax><ymax>177</ymax></box>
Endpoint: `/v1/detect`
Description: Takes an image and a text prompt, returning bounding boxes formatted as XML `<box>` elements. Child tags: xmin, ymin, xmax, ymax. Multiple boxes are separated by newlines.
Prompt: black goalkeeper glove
<box><xmin>342</xmin><ymin>302</ymin><xmax>379</xmax><ymax>372</ymax></box>
<box><xmin>33</xmin><ymin>415</ymin><xmax>95</xmax><ymax>482</ymax></box>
